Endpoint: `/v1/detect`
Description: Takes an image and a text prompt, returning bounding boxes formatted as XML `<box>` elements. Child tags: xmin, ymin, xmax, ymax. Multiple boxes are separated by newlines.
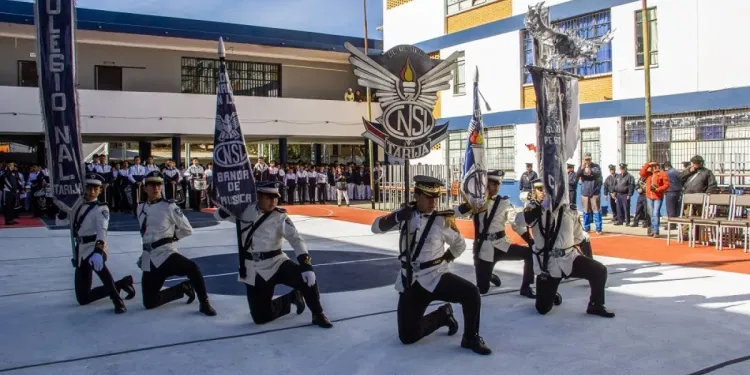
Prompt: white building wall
<box><xmin>0</xmin><ymin>86</ymin><xmax>379</xmax><ymax>138</ymax></box>
<box><xmin>512</xmin><ymin>0</ymin><xmax>572</xmax><ymax>15</ymax></box>
<box><xmin>612</xmin><ymin>0</ymin><xmax>750</xmax><ymax>100</ymax></box>
<box><xmin>383</xmin><ymin>0</ymin><xmax>445</xmax><ymax>50</ymax></box>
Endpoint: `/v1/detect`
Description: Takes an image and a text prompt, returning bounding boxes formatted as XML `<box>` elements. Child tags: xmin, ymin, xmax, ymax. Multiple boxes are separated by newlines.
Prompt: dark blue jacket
<box><xmin>666</xmin><ymin>168</ymin><xmax>682</xmax><ymax>193</ymax></box>
<box><xmin>576</xmin><ymin>162</ymin><xmax>602</xmax><ymax>197</ymax></box>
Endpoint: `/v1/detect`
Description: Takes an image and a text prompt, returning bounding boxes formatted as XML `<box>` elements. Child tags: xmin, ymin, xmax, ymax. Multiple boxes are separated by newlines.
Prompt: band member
<box><xmin>185</xmin><ymin>158</ymin><xmax>205</xmax><ymax>211</ymax></box>
<box><xmin>1</xmin><ymin>162</ymin><xmax>22</xmax><ymax>225</ymax></box>
<box><xmin>307</xmin><ymin>166</ymin><xmax>318</xmax><ymax>203</ymax></box>
<box><xmin>316</xmin><ymin>166</ymin><xmax>328</xmax><ymax>204</ymax></box>
<box><xmin>64</xmin><ymin>173</ymin><xmax>136</xmax><ymax>313</ymax></box>
<box><xmin>371</xmin><ymin>175</ymin><xmax>492</xmax><ymax>355</ymax></box>
<box><xmin>454</xmin><ymin>170</ymin><xmax>536</xmax><ymax>297</ymax></box>
<box><xmin>214</xmin><ymin>181</ymin><xmax>333</xmax><ymax>327</ymax></box>
<box><xmin>87</xmin><ymin>154</ymin><xmax>99</xmax><ymax>172</ymax></box>
<box><xmin>297</xmin><ymin>167</ymin><xmax>308</xmax><ymax>204</ymax></box>
<box><xmin>518</xmin><ymin>162</ymin><xmax>538</xmax><ymax>203</ymax></box>
<box><xmin>128</xmin><ymin>155</ymin><xmax>147</xmax><ymax>214</ymax></box>
<box><xmin>518</xmin><ymin>178</ymin><xmax>612</xmax><ymax>318</ymax></box>
<box><xmin>145</xmin><ymin>156</ymin><xmax>160</xmax><ymax>173</ymax></box>
<box><xmin>137</xmin><ymin>171</ymin><xmax>216</xmax><ymax>316</ymax></box>
<box><xmin>254</xmin><ymin>157</ymin><xmax>269</xmax><ymax>182</ymax></box>
<box><xmin>162</xmin><ymin>160</ymin><xmax>183</xmax><ymax>201</ymax></box>
<box><xmin>335</xmin><ymin>175</ymin><xmax>349</xmax><ymax>207</ymax></box>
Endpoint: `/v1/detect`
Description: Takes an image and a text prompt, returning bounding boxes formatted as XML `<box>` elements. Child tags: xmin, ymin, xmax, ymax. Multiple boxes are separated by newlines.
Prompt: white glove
<box><xmin>301</xmin><ymin>271</ymin><xmax>316</xmax><ymax>287</ymax></box>
<box><xmin>581</xmin><ymin>231</ymin><xmax>591</xmax><ymax>241</ymax></box>
<box><xmin>89</xmin><ymin>253</ymin><xmax>104</xmax><ymax>272</ymax></box>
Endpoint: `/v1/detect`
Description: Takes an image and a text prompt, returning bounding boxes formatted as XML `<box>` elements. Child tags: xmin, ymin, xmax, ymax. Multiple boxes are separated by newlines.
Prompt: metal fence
<box><xmin>623</xmin><ymin>108</ymin><xmax>750</xmax><ymax>188</ymax></box>
<box><xmin>376</xmin><ymin>164</ymin><xmax>460</xmax><ymax>212</ymax></box>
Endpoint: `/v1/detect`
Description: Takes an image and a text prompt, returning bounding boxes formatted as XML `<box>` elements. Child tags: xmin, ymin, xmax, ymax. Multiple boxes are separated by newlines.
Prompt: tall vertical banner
<box><xmin>529</xmin><ymin>67</ymin><xmax>580</xmax><ymax>213</ymax></box>
<box><xmin>212</xmin><ymin>37</ymin><xmax>255</xmax><ymax>218</ymax></box>
<box><xmin>461</xmin><ymin>68</ymin><xmax>487</xmax><ymax>211</ymax></box>
<box><xmin>35</xmin><ymin>0</ymin><xmax>84</xmax><ymax>211</ymax></box>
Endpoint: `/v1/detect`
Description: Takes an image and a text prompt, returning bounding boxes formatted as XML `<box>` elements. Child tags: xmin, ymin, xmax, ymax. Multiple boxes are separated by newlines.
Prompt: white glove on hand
<box><xmin>89</xmin><ymin>253</ymin><xmax>104</xmax><ymax>272</ymax></box>
<box><xmin>301</xmin><ymin>271</ymin><xmax>316</xmax><ymax>287</ymax></box>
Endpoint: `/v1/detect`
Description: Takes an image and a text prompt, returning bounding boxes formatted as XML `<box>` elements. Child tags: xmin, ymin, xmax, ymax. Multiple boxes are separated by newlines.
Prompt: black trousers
<box><xmin>189</xmin><ymin>189</ymin><xmax>203</xmax><ymax>211</ymax></box>
<box><xmin>316</xmin><ymin>183</ymin><xmax>328</xmax><ymax>203</ymax></box>
<box><xmin>609</xmin><ymin>195</ymin><xmax>618</xmax><ymax>217</ymax></box>
<box><xmin>298</xmin><ymin>183</ymin><xmax>307</xmax><ymax>203</ymax></box>
<box><xmin>74</xmin><ymin>254</ymin><xmax>127</xmax><ymax>305</ymax></box>
<box><xmin>245</xmin><ymin>260</ymin><xmax>323</xmax><ymax>324</ymax></box>
<box><xmin>397</xmin><ymin>273</ymin><xmax>481</xmax><ymax>343</ymax></box>
<box><xmin>3</xmin><ymin>191</ymin><xmax>17</xmax><ymax>222</ymax></box>
<box><xmin>568</xmin><ymin>189</ymin><xmax>576</xmax><ymax>207</ymax></box>
<box><xmin>632</xmin><ymin>197</ymin><xmax>649</xmax><ymax>225</ymax></box>
<box><xmin>131</xmin><ymin>184</ymin><xmax>144</xmax><ymax>213</ymax></box>
<box><xmin>307</xmin><ymin>180</ymin><xmax>316</xmax><ymax>203</ymax></box>
<box><xmin>535</xmin><ymin>255</ymin><xmax>608</xmax><ymax>315</ymax></box>
<box><xmin>286</xmin><ymin>182</ymin><xmax>296</xmax><ymax>204</ymax></box>
<box><xmin>475</xmin><ymin>244</ymin><xmax>534</xmax><ymax>294</ymax></box>
<box><xmin>142</xmin><ymin>253</ymin><xmax>209</xmax><ymax>309</ymax></box>
<box><xmin>615</xmin><ymin>193</ymin><xmax>631</xmax><ymax>224</ymax></box>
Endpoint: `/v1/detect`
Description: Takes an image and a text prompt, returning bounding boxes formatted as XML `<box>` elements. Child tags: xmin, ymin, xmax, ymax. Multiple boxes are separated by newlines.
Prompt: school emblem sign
<box><xmin>344</xmin><ymin>43</ymin><xmax>459</xmax><ymax>160</ymax></box>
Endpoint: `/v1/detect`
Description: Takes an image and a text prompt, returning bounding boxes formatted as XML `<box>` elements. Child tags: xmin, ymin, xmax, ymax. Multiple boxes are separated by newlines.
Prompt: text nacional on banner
<box><xmin>34</xmin><ymin>0</ymin><xmax>84</xmax><ymax>211</ymax></box>
<box><xmin>212</xmin><ymin>37</ymin><xmax>256</xmax><ymax>217</ymax></box>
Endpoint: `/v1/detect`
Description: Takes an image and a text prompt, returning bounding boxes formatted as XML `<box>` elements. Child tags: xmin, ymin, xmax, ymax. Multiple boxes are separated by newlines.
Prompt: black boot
<box><xmin>586</xmin><ymin>302</ymin><xmax>615</xmax><ymax>318</ymax></box>
<box><xmin>113</xmin><ymin>298</ymin><xmax>127</xmax><ymax>314</ymax></box>
<box><xmin>490</xmin><ymin>274</ymin><xmax>501</xmax><ymax>287</ymax></box>
<box><xmin>182</xmin><ymin>281</ymin><xmax>195</xmax><ymax>304</ymax></box>
<box><xmin>460</xmin><ymin>335</ymin><xmax>492</xmax><ymax>355</ymax></box>
<box><xmin>519</xmin><ymin>285</ymin><xmax>536</xmax><ymax>299</ymax></box>
<box><xmin>312</xmin><ymin>312</ymin><xmax>333</xmax><ymax>328</ymax></box>
<box><xmin>199</xmin><ymin>300</ymin><xmax>217</xmax><ymax>316</ymax></box>
<box><xmin>292</xmin><ymin>290</ymin><xmax>305</xmax><ymax>315</ymax></box>
<box><xmin>118</xmin><ymin>275</ymin><xmax>136</xmax><ymax>300</ymax></box>
<box><xmin>438</xmin><ymin>303</ymin><xmax>458</xmax><ymax>336</ymax></box>
<box><xmin>554</xmin><ymin>293</ymin><xmax>562</xmax><ymax>306</ymax></box>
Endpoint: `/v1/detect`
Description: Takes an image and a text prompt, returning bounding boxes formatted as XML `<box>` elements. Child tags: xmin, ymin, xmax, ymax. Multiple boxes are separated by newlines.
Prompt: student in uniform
<box><xmin>214</xmin><ymin>181</ymin><xmax>332</xmax><ymax>328</ymax></box>
<box><xmin>454</xmin><ymin>170</ymin><xmax>536</xmax><ymax>297</ymax></box>
<box><xmin>371</xmin><ymin>175</ymin><xmax>492</xmax><ymax>355</ymax></box>
<box><xmin>137</xmin><ymin>171</ymin><xmax>216</xmax><ymax>316</ymax></box>
<box><xmin>60</xmin><ymin>173</ymin><xmax>136</xmax><ymax>313</ymax></box>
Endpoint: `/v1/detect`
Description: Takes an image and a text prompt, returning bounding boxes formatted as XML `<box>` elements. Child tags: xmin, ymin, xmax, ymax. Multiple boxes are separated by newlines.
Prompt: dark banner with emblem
<box><xmin>529</xmin><ymin>66</ymin><xmax>579</xmax><ymax>213</ymax></box>
<box><xmin>344</xmin><ymin>43</ymin><xmax>459</xmax><ymax>160</ymax></box>
<box><xmin>35</xmin><ymin>0</ymin><xmax>84</xmax><ymax>211</ymax></box>
<box><xmin>212</xmin><ymin>38</ymin><xmax>256</xmax><ymax>218</ymax></box>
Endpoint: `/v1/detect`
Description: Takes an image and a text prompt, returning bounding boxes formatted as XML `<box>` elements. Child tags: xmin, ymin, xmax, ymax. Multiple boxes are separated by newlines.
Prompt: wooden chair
<box><xmin>719</xmin><ymin>194</ymin><xmax>750</xmax><ymax>252</ymax></box>
<box><xmin>691</xmin><ymin>194</ymin><xmax>732</xmax><ymax>250</ymax></box>
<box><xmin>667</xmin><ymin>193</ymin><xmax>706</xmax><ymax>247</ymax></box>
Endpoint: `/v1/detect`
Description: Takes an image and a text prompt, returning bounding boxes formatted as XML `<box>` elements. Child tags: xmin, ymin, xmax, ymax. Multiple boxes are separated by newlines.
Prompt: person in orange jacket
<box><xmin>639</xmin><ymin>162</ymin><xmax>670</xmax><ymax>237</ymax></box>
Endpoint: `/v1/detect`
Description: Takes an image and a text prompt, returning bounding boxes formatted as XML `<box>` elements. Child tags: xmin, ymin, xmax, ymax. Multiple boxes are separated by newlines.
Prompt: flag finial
<box><xmin>474</xmin><ymin>66</ymin><xmax>479</xmax><ymax>84</ymax></box>
<box><xmin>218</xmin><ymin>37</ymin><xmax>226</xmax><ymax>59</ymax></box>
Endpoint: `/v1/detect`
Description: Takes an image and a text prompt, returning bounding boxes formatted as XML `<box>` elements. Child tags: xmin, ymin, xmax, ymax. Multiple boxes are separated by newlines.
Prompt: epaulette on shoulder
<box><xmin>274</xmin><ymin>207</ymin><xmax>287</xmax><ymax>213</ymax></box>
<box><xmin>441</xmin><ymin>212</ymin><xmax>459</xmax><ymax>231</ymax></box>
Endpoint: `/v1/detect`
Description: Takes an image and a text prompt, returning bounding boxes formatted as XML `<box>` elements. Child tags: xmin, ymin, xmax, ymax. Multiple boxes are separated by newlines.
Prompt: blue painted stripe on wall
<box><xmin>441</xmin><ymin>86</ymin><xmax>750</xmax><ymax>131</ymax></box>
<box><xmin>415</xmin><ymin>0</ymin><xmax>636</xmax><ymax>52</ymax></box>
<box><xmin>0</xmin><ymin>0</ymin><xmax>383</xmax><ymax>53</ymax></box>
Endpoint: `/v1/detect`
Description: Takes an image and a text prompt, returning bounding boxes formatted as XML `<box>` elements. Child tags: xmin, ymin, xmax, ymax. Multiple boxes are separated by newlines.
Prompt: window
<box><xmin>95</xmin><ymin>66</ymin><xmax>123</xmax><ymax>91</ymax></box>
<box><xmin>635</xmin><ymin>7</ymin><xmax>658</xmax><ymax>67</ymax></box>
<box><xmin>446</xmin><ymin>125</ymin><xmax>516</xmax><ymax>179</ymax></box>
<box><xmin>623</xmin><ymin>109</ymin><xmax>750</xmax><ymax>186</ymax></box>
<box><xmin>580</xmin><ymin>128</ymin><xmax>601</xmax><ymax>165</ymax></box>
<box><xmin>17</xmin><ymin>61</ymin><xmax>38</xmax><ymax>87</ymax></box>
<box><xmin>453</xmin><ymin>51</ymin><xmax>465</xmax><ymax>95</ymax></box>
<box><xmin>181</xmin><ymin>57</ymin><xmax>281</xmax><ymax>97</ymax></box>
<box><xmin>447</xmin><ymin>0</ymin><xmax>491</xmax><ymax>16</ymax></box>
<box><xmin>521</xmin><ymin>10</ymin><xmax>612</xmax><ymax>84</ymax></box>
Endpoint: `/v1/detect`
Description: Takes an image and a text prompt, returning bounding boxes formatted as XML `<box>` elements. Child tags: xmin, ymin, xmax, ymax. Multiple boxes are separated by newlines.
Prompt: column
<box><xmin>171</xmin><ymin>137</ymin><xmax>181</xmax><ymax>164</ymax></box>
<box><xmin>138</xmin><ymin>141</ymin><xmax>151</xmax><ymax>159</ymax></box>
<box><xmin>370</xmin><ymin>140</ymin><xmax>378</xmax><ymax>164</ymax></box>
<box><xmin>36</xmin><ymin>139</ymin><xmax>46</xmax><ymax>166</ymax></box>
<box><xmin>279</xmin><ymin>137</ymin><xmax>288</xmax><ymax>164</ymax></box>
<box><xmin>363</xmin><ymin>139</ymin><xmax>370</xmax><ymax>164</ymax></box>
<box><xmin>184</xmin><ymin>143</ymin><xmax>191</xmax><ymax>166</ymax></box>
<box><xmin>314</xmin><ymin>144</ymin><xmax>322</xmax><ymax>165</ymax></box>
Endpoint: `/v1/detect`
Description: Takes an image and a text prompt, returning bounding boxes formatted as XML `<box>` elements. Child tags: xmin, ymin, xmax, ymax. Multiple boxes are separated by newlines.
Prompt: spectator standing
<box><xmin>603</xmin><ymin>164</ymin><xmax>618</xmax><ymax>218</ymax></box>
<box><xmin>631</xmin><ymin>178</ymin><xmax>649</xmax><ymax>229</ymax></box>
<box><xmin>639</xmin><ymin>161</ymin><xmax>670</xmax><ymax>237</ymax></box>
<box><xmin>576</xmin><ymin>153</ymin><xmax>603</xmax><ymax>233</ymax></box>
<box><xmin>567</xmin><ymin>163</ymin><xmax>577</xmax><ymax>206</ymax></box>
<box><xmin>662</xmin><ymin>161</ymin><xmax>682</xmax><ymax>226</ymax></box>
<box><xmin>344</xmin><ymin>88</ymin><xmax>354</xmax><ymax>101</ymax></box>
<box><xmin>612</xmin><ymin>163</ymin><xmax>635</xmax><ymax>226</ymax></box>
<box><xmin>680</xmin><ymin>155</ymin><xmax>717</xmax><ymax>194</ymax></box>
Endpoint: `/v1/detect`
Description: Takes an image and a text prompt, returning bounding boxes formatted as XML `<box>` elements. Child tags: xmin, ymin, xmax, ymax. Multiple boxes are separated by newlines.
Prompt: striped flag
<box><xmin>461</xmin><ymin>67</ymin><xmax>487</xmax><ymax>211</ymax></box>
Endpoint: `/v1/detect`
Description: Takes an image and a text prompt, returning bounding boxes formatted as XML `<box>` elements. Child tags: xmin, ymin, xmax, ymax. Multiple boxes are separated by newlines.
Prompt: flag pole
<box><xmin>641</xmin><ymin>0</ymin><xmax>653</xmax><ymax>162</ymax></box>
<box><xmin>363</xmin><ymin>0</ymin><xmax>376</xmax><ymax>209</ymax></box>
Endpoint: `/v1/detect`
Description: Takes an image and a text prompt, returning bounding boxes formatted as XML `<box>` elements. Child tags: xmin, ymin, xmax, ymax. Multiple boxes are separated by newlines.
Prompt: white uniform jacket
<box><xmin>371</xmin><ymin>209</ymin><xmax>466</xmax><ymax>293</ymax></box>
<box><xmin>454</xmin><ymin>196</ymin><xmax>528</xmax><ymax>262</ymax></box>
<box><xmin>515</xmin><ymin>204</ymin><xmax>587</xmax><ymax>279</ymax></box>
<box><xmin>137</xmin><ymin>199</ymin><xmax>193</xmax><ymax>271</ymax></box>
<box><xmin>214</xmin><ymin>202</ymin><xmax>308</xmax><ymax>286</ymax></box>
<box><xmin>70</xmin><ymin>198</ymin><xmax>109</xmax><ymax>266</ymax></box>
